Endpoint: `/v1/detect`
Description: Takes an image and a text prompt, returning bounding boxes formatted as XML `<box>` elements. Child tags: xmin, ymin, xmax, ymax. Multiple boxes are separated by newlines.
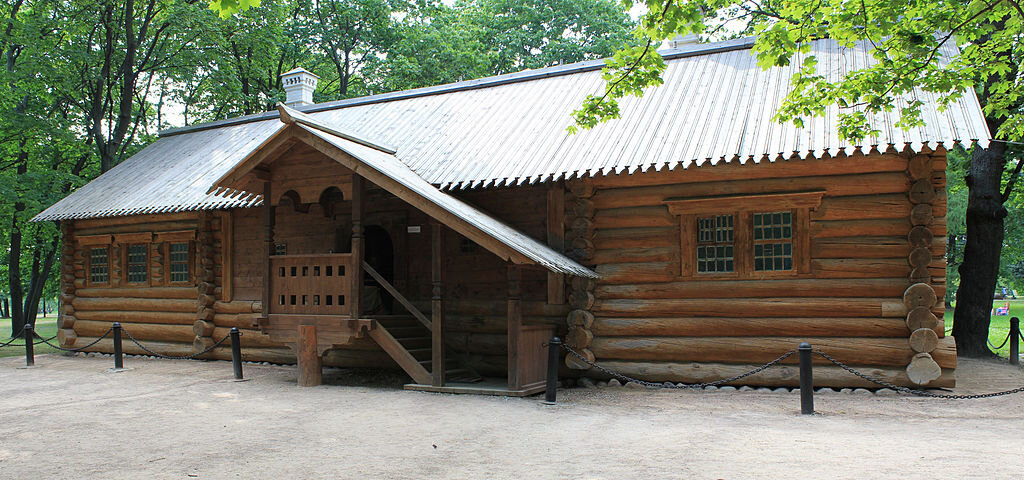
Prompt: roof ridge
<box><xmin>159</xmin><ymin>37</ymin><xmax>755</xmax><ymax>138</ymax></box>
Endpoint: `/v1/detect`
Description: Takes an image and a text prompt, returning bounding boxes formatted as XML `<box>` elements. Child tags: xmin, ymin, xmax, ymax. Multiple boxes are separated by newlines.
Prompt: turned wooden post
<box><xmin>262</xmin><ymin>180</ymin><xmax>274</xmax><ymax>320</ymax></box>
<box><xmin>431</xmin><ymin>222</ymin><xmax>445</xmax><ymax>387</ymax></box>
<box><xmin>297</xmin><ymin>325</ymin><xmax>322</xmax><ymax>387</ymax></box>
<box><xmin>507</xmin><ymin>264</ymin><xmax>523</xmax><ymax>390</ymax></box>
<box><xmin>350</xmin><ymin>175</ymin><xmax>364</xmax><ymax>319</ymax></box>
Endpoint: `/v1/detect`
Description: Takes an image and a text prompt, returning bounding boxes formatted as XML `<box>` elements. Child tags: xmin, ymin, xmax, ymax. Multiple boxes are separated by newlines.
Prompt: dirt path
<box><xmin>2</xmin><ymin>354</ymin><xmax>1023</xmax><ymax>479</ymax></box>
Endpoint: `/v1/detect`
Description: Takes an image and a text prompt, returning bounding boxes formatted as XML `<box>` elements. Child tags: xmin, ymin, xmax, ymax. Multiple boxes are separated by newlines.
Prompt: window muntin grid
<box><xmin>753</xmin><ymin>211</ymin><xmax>793</xmax><ymax>271</ymax></box>
<box><xmin>89</xmin><ymin>247</ymin><xmax>108</xmax><ymax>284</ymax></box>
<box><xmin>127</xmin><ymin>244</ymin><xmax>148</xmax><ymax>283</ymax></box>
<box><xmin>169</xmin><ymin>242</ymin><xmax>190</xmax><ymax>283</ymax></box>
<box><xmin>696</xmin><ymin>214</ymin><xmax>734</xmax><ymax>273</ymax></box>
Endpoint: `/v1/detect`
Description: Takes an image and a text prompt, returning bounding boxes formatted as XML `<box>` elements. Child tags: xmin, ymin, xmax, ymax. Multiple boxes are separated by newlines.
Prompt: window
<box><xmin>664</xmin><ymin>191</ymin><xmax>824</xmax><ymax>278</ymax></box>
<box><xmin>126</xmin><ymin>244</ymin><xmax>148</xmax><ymax>283</ymax></box>
<box><xmin>168</xmin><ymin>242</ymin><xmax>190</xmax><ymax>283</ymax></box>
<box><xmin>696</xmin><ymin>215</ymin><xmax>734</xmax><ymax>273</ymax></box>
<box><xmin>89</xmin><ymin>247</ymin><xmax>109</xmax><ymax>284</ymax></box>
<box><xmin>753</xmin><ymin>212</ymin><xmax>793</xmax><ymax>272</ymax></box>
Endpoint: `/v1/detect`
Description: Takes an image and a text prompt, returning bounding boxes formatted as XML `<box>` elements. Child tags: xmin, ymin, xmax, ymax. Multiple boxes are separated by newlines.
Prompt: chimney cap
<box><xmin>281</xmin><ymin>67</ymin><xmax>320</xmax><ymax>80</ymax></box>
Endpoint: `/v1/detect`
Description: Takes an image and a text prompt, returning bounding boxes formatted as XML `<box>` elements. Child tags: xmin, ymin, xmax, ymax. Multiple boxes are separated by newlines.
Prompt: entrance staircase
<box><xmin>370</xmin><ymin>315</ymin><xmax>483</xmax><ymax>384</ymax></box>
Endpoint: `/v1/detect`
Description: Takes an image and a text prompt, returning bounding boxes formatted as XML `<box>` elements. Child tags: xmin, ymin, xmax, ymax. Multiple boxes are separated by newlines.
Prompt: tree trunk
<box><xmin>952</xmin><ymin>141</ymin><xmax>1008</xmax><ymax>357</ymax></box>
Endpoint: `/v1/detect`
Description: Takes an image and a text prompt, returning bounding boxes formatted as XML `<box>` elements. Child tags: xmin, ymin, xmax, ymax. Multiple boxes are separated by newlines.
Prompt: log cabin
<box><xmin>34</xmin><ymin>37</ymin><xmax>990</xmax><ymax>394</ymax></box>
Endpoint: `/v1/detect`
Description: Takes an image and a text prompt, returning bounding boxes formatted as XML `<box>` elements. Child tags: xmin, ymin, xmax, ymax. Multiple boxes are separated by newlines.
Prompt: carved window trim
<box><xmin>664</xmin><ymin>191</ymin><xmax>825</xmax><ymax>279</ymax></box>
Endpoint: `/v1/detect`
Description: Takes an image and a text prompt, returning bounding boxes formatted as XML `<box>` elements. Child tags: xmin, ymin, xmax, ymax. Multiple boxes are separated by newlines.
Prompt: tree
<box><xmin>361</xmin><ymin>0</ymin><xmax>635</xmax><ymax>94</ymax></box>
<box><xmin>576</xmin><ymin>0</ymin><xmax>1023</xmax><ymax>357</ymax></box>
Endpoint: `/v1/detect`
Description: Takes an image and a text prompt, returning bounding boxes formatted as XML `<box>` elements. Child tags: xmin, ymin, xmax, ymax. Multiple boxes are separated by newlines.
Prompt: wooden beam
<box><xmin>432</xmin><ymin>222</ymin><xmax>446</xmax><ymax>387</ymax></box>
<box><xmin>261</xmin><ymin>181</ymin><xmax>274</xmax><ymax>319</ymax></box>
<box><xmin>547</xmin><ymin>184</ymin><xmax>565</xmax><ymax>305</ymax></box>
<box><xmin>350</xmin><ymin>175</ymin><xmax>364</xmax><ymax>320</ymax></box>
<box><xmin>507</xmin><ymin>264</ymin><xmax>523</xmax><ymax>390</ymax></box>
<box><xmin>296</xmin><ymin>325</ymin><xmax>322</xmax><ymax>387</ymax></box>
<box><xmin>664</xmin><ymin>190</ymin><xmax>826</xmax><ymax>215</ymax></box>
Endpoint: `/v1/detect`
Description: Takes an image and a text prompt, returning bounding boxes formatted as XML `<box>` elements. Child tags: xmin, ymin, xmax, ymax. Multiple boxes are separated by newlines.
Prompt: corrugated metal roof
<box><xmin>289</xmin><ymin>117</ymin><xmax>597</xmax><ymax>278</ymax></box>
<box><xmin>34</xmin><ymin>120</ymin><xmax>282</xmax><ymax>221</ymax></box>
<box><xmin>34</xmin><ymin>36</ymin><xmax>990</xmax><ymax>222</ymax></box>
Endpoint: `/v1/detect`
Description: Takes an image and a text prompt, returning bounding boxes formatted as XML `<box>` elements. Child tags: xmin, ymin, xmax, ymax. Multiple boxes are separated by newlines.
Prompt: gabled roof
<box><xmin>34</xmin><ymin>36</ymin><xmax>990</xmax><ymax>222</ymax></box>
<box><xmin>214</xmin><ymin>104</ymin><xmax>597</xmax><ymax>278</ymax></box>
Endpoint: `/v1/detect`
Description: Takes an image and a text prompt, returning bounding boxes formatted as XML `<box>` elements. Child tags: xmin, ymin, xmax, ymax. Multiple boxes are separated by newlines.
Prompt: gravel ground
<box><xmin>1</xmin><ymin>353</ymin><xmax>1023</xmax><ymax>479</ymax></box>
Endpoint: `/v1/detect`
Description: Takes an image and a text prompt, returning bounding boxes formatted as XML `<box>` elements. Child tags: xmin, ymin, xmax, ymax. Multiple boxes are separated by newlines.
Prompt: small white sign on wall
<box><xmin>407</xmin><ymin>225</ymin><xmax>421</xmax><ymax>233</ymax></box>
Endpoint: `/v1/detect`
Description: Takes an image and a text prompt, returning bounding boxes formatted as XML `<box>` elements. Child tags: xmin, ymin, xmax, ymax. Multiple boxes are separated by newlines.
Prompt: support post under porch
<box><xmin>431</xmin><ymin>222</ymin><xmax>446</xmax><ymax>386</ymax></box>
<box><xmin>297</xmin><ymin>325</ymin><xmax>323</xmax><ymax>387</ymax></box>
<box><xmin>350</xmin><ymin>175</ymin><xmax>364</xmax><ymax>321</ymax></box>
<box><xmin>507</xmin><ymin>263</ymin><xmax>523</xmax><ymax>391</ymax></box>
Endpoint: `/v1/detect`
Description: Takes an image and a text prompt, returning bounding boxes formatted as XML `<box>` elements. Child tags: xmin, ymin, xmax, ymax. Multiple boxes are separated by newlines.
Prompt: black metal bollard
<box><xmin>24</xmin><ymin>324</ymin><xmax>34</xmax><ymax>367</ymax></box>
<box><xmin>230</xmin><ymin>327</ymin><xmax>244</xmax><ymax>380</ymax></box>
<box><xmin>112</xmin><ymin>322</ymin><xmax>124</xmax><ymax>369</ymax></box>
<box><xmin>1011</xmin><ymin>317</ymin><xmax>1021</xmax><ymax>366</ymax></box>
<box><xmin>543</xmin><ymin>337</ymin><xmax>561</xmax><ymax>405</ymax></box>
<box><xmin>798</xmin><ymin>342</ymin><xmax>814</xmax><ymax>415</ymax></box>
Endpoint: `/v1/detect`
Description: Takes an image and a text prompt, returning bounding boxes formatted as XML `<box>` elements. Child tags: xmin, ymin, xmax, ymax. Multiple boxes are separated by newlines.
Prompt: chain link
<box><xmin>562</xmin><ymin>343</ymin><xmax>795</xmax><ymax>389</ymax></box>
<box><xmin>989</xmin><ymin>331</ymin><xmax>1012</xmax><ymax>350</ymax></box>
<box><xmin>0</xmin><ymin>326</ymin><xmax>27</xmax><ymax>348</ymax></box>
<box><xmin>36</xmin><ymin>328</ymin><xmax>114</xmax><ymax>352</ymax></box>
<box><xmin>121</xmin><ymin>327</ymin><xmax>230</xmax><ymax>360</ymax></box>
<box><xmin>813</xmin><ymin>350</ymin><xmax>1024</xmax><ymax>399</ymax></box>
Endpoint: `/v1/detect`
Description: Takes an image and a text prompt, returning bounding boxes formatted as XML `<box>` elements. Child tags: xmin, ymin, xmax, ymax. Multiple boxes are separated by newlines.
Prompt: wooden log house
<box><xmin>35</xmin><ymin>38</ymin><xmax>990</xmax><ymax>393</ymax></box>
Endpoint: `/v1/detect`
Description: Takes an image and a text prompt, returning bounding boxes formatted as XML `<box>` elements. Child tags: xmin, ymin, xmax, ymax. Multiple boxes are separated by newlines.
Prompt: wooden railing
<box><xmin>362</xmin><ymin>260</ymin><xmax>431</xmax><ymax>331</ymax></box>
<box><xmin>269</xmin><ymin>253</ymin><xmax>352</xmax><ymax>315</ymax></box>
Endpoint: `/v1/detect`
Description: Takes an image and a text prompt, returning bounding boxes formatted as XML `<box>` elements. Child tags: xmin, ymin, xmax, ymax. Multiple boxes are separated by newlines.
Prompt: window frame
<box><xmin>166</xmin><ymin>241</ymin><xmax>194</xmax><ymax>285</ymax></box>
<box><xmin>664</xmin><ymin>191</ymin><xmax>824</xmax><ymax>279</ymax></box>
<box><xmin>86</xmin><ymin>245</ymin><xmax>111</xmax><ymax>286</ymax></box>
<box><xmin>125</xmin><ymin>243</ymin><xmax>150</xmax><ymax>285</ymax></box>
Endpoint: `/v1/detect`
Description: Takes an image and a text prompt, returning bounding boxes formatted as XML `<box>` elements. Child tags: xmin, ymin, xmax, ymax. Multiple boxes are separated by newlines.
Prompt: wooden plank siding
<box><xmin>580</xmin><ymin>151</ymin><xmax>954</xmax><ymax>387</ymax></box>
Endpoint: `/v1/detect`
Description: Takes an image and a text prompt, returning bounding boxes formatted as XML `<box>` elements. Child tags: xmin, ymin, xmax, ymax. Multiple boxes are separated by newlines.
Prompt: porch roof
<box><xmin>216</xmin><ymin>104</ymin><xmax>598</xmax><ymax>279</ymax></box>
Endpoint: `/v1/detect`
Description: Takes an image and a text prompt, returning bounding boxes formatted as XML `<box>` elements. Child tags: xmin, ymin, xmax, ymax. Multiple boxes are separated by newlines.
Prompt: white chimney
<box><xmin>280</xmin><ymin>67</ymin><xmax>319</xmax><ymax>107</ymax></box>
<box><xmin>668</xmin><ymin>34</ymin><xmax>700</xmax><ymax>49</ymax></box>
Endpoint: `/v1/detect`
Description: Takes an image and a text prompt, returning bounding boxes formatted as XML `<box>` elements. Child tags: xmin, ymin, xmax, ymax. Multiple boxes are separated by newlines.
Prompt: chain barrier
<box><xmin>36</xmin><ymin>328</ymin><xmax>114</xmax><ymax>353</ymax></box>
<box><xmin>988</xmin><ymin>331</ymin><xmax>1012</xmax><ymax>350</ymax></box>
<box><xmin>814</xmin><ymin>350</ymin><xmax>1024</xmax><ymax>399</ymax></box>
<box><xmin>562</xmin><ymin>343</ymin><xmax>796</xmax><ymax>389</ymax></box>
<box><xmin>557</xmin><ymin>341</ymin><xmax>1024</xmax><ymax>400</ymax></box>
<box><xmin>0</xmin><ymin>326</ymin><xmax>27</xmax><ymax>348</ymax></box>
<box><xmin>31</xmin><ymin>334</ymin><xmax>58</xmax><ymax>345</ymax></box>
<box><xmin>121</xmin><ymin>327</ymin><xmax>230</xmax><ymax>360</ymax></box>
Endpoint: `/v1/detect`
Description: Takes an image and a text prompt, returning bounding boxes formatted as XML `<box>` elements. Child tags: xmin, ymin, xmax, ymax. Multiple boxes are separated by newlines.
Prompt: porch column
<box><xmin>350</xmin><ymin>175</ymin><xmax>364</xmax><ymax>318</ymax></box>
<box><xmin>507</xmin><ymin>264</ymin><xmax>522</xmax><ymax>390</ymax></box>
<box><xmin>261</xmin><ymin>180</ymin><xmax>274</xmax><ymax>320</ymax></box>
<box><xmin>431</xmin><ymin>222</ymin><xmax>445</xmax><ymax>386</ymax></box>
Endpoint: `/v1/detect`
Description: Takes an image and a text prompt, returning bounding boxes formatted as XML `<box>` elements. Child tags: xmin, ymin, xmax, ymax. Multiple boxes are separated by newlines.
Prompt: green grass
<box><xmin>943</xmin><ymin>299</ymin><xmax>1024</xmax><ymax>358</ymax></box>
<box><xmin>0</xmin><ymin>313</ymin><xmax>63</xmax><ymax>358</ymax></box>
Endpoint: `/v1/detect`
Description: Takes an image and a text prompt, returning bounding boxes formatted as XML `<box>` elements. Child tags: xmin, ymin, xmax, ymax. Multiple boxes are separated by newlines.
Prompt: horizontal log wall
<box><xmin>63</xmin><ymin>214</ymin><xmax>204</xmax><ymax>357</ymax></box>
<box><xmin>579</xmin><ymin>150</ymin><xmax>953</xmax><ymax>388</ymax></box>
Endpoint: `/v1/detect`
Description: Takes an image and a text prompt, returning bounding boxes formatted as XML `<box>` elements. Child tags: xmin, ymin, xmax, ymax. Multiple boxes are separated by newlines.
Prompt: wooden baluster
<box><xmin>432</xmin><ymin>222</ymin><xmax>445</xmax><ymax>386</ymax></box>
<box><xmin>507</xmin><ymin>263</ymin><xmax>522</xmax><ymax>390</ymax></box>
<box><xmin>350</xmin><ymin>175</ymin><xmax>364</xmax><ymax>319</ymax></box>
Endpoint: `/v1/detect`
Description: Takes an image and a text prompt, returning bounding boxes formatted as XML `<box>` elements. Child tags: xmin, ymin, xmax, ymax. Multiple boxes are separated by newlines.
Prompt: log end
<box><xmin>565</xmin><ymin>348</ymin><xmax>595</xmax><ymax>370</ymax></box>
<box><xmin>906</xmin><ymin>352</ymin><xmax>942</xmax><ymax>385</ymax></box>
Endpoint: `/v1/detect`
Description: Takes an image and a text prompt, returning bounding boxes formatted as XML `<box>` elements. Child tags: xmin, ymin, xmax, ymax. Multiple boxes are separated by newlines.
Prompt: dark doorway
<box><xmin>363</xmin><ymin>225</ymin><xmax>394</xmax><ymax>314</ymax></box>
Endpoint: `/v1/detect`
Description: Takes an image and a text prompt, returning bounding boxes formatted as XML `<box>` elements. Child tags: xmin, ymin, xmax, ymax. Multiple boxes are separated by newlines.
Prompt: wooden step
<box><xmin>367</xmin><ymin>326</ymin><xmax>431</xmax><ymax>385</ymax></box>
<box><xmin>395</xmin><ymin>336</ymin><xmax>430</xmax><ymax>349</ymax></box>
<box><xmin>444</xmin><ymin>368</ymin><xmax>484</xmax><ymax>383</ymax></box>
<box><xmin>387</xmin><ymin>326</ymin><xmax>428</xmax><ymax>338</ymax></box>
